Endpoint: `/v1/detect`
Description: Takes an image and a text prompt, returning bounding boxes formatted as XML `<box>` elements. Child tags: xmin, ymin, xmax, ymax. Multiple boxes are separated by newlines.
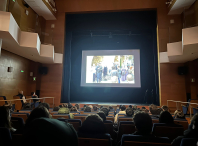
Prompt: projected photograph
<box><xmin>86</xmin><ymin>55</ymin><xmax>135</xmax><ymax>84</ymax></box>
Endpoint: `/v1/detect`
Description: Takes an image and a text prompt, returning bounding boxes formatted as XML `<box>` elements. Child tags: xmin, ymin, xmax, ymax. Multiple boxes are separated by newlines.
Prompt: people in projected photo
<box><xmin>117</xmin><ymin>66</ymin><xmax>122</xmax><ymax>83</ymax></box>
<box><xmin>95</xmin><ymin>63</ymin><xmax>103</xmax><ymax>83</ymax></box>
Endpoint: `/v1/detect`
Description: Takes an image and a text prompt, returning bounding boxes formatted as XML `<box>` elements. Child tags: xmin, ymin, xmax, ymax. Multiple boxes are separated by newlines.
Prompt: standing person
<box><xmin>31</xmin><ymin>92</ymin><xmax>40</xmax><ymax>103</ymax></box>
<box><xmin>117</xmin><ymin>66</ymin><xmax>122</xmax><ymax>83</ymax></box>
<box><xmin>96</xmin><ymin>63</ymin><xmax>102</xmax><ymax>83</ymax></box>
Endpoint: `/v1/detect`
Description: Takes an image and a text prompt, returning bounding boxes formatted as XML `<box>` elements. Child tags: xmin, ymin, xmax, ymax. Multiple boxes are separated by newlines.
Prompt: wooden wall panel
<box><xmin>160</xmin><ymin>63</ymin><xmax>186</xmax><ymax>110</ymax></box>
<box><xmin>39</xmin><ymin>64</ymin><xmax>63</xmax><ymax>106</ymax></box>
<box><xmin>0</xmin><ymin>49</ymin><xmax>39</xmax><ymax>100</ymax></box>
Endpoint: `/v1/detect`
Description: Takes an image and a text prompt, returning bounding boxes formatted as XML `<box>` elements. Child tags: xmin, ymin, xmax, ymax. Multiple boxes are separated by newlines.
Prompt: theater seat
<box><xmin>52</xmin><ymin>114</ymin><xmax>70</xmax><ymax>119</ymax></box>
<box><xmin>67</xmin><ymin>119</ymin><xmax>82</xmax><ymax>132</ymax></box>
<box><xmin>11</xmin><ymin>117</ymin><xmax>25</xmax><ymax>133</ymax></box>
<box><xmin>74</xmin><ymin>114</ymin><xmax>87</xmax><ymax>123</ymax></box>
<box><xmin>78</xmin><ymin>133</ymin><xmax>111</xmax><ymax>146</ymax></box>
<box><xmin>193</xmin><ymin>108</ymin><xmax>198</xmax><ymax>115</ymax></box>
<box><xmin>118</xmin><ymin>121</ymin><xmax>136</xmax><ymax>140</ymax></box>
<box><xmin>182</xmin><ymin>99</ymin><xmax>191</xmax><ymax>115</ymax></box>
<box><xmin>106</xmin><ymin>116</ymin><xmax>114</xmax><ymax>123</ymax></box>
<box><xmin>117</xmin><ymin>116</ymin><xmax>132</xmax><ymax>125</ymax></box>
<box><xmin>0</xmin><ymin>127</ymin><xmax>12</xmax><ymax>145</ymax></box>
<box><xmin>104</xmin><ymin>120</ymin><xmax>114</xmax><ymax>137</ymax></box>
<box><xmin>121</xmin><ymin>135</ymin><xmax>171</xmax><ymax>146</ymax></box>
<box><xmin>174</xmin><ymin>120</ymin><xmax>189</xmax><ymax>130</ymax></box>
<box><xmin>152</xmin><ymin>123</ymin><xmax>184</xmax><ymax>141</ymax></box>
<box><xmin>19</xmin><ymin>110</ymin><xmax>31</xmax><ymax>114</ymax></box>
<box><xmin>12</xmin><ymin>112</ymin><xmax>29</xmax><ymax>122</ymax></box>
<box><xmin>180</xmin><ymin>138</ymin><xmax>198</xmax><ymax>146</ymax></box>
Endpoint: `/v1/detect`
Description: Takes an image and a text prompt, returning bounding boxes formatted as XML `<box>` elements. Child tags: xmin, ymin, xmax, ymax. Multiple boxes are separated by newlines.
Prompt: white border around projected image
<box><xmin>81</xmin><ymin>50</ymin><xmax>141</xmax><ymax>88</ymax></box>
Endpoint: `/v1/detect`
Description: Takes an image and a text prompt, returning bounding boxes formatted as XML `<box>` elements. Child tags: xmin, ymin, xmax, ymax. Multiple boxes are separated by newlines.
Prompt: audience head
<box><xmin>191</xmin><ymin>113</ymin><xmax>198</xmax><ymax>130</ymax></box>
<box><xmin>120</xmin><ymin>105</ymin><xmax>126</xmax><ymax>111</ymax></box>
<box><xmin>133</xmin><ymin>112</ymin><xmax>153</xmax><ymax>135</ymax></box>
<box><xmin>26</xmin><ymin>107</ymin><xmax>50</xmax><ymax>127</ymax></box>
<box><xmin>161</xmin><ymin>105</ymin><xmax>169</xmax><ymax>112</ymax></box>
<box><xmin>149</xmin><ymin>104</ymin><xmax>157</xmax><ymax>110</ymax></box>
<box><xmin>159</xmin><ymin>111</ymin><xmax>174</xmax><ymax>124</ymax></box>
<box><xmin>31</xmin><ymin>92</ymin><xmax>35</xmax><ymax>96</ymax></box>
<box><xmin>126</xmin><ymin>107</ymin><xmax>134</xmax><ymax>117</ymax></box>
<box><xmin>84</xmin><ymin>106</ymin><xmax>91</xmax><ymax>112</ymax></box>
<box><xmin>23</xmin><ymin>118</ymin><xmax>78</xmax><ymax>145</ymax></box>
<box><xmin>174</xmin><ymin>110</ymin><xmax>185</xmax><ymax>119</ymax></box>
<box><xmin>133</xmin><ymin>105</ymin><xmax>137</xmax><ymax>110</ymax></box>
<box><xmin>79</xmin><ymin>114</ymin><xmax>106</xmax><ymax>134</ymax></box>
<box><xmin>119</xmin><ymin>105</ymin><xmax>122</xmax><ymax>110</ymax></box>
<box><xmin>0</xmin><ymin>106</ymin><xmax>12</xmax><ymax>130</ymax></box>
<box><xmin>88</xmin><ymin>105</ymin><xmax>93</xmax><ymax>109</ymax></box>
<box><xmin>129</xmin><ymin>105</ymin><xmax>132</xmax><ymax>108</ymax></box>
<box><xmin>97</xmin><ymin>111</ymin><xmax>106</xmax><ymax>121</ymax></box>
<box><xmin>38</xmin><ymin>103</ymin><xmax>50</xmax><ymax>111</ymax></box>
<box><xmin>84</xmin><ymin>105</ymin><xmax>87</xmax><ymax>108</ymax></box>
<box><xmin>75</xmin><ymin>104</ymin><xmax>79</xmax><ymax>109</ymax></box>
<box><xmin>100</xmin><ymin>107</ymin><xmax>109</xmax><ymax>116</ymax></box>
<box><xmin>68</xmin><ymin>103</ymin><xmax>72</xmax><ymax>109</ymax></box>
<box><xmin>18</xmin><ymin>90</ymin><xmax>23</xmax><ymax>95</ymax></box>
<box><xmin>93</xmin><ymin>106</ymin><xmax>98</xmax><ymax>111</ymax></box>
<box><xmin>70</xmin><ymin>106</ymin><xmax>78</xmax><ymax>112</ymax></box>
<box><xmin>109</xmin><ymin>106</ymin><xmax>113</xmax><ymax>110</ymax></box>
<box><xmin>142</xmin><ymin>107</ymin><xmax>146</xmax><ymax>110</ymax></box>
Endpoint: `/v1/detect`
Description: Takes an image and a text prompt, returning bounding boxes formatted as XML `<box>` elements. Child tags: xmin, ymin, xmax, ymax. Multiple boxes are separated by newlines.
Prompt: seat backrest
<box><xmin>118</xmin><ymin>114</ymin><xmax>125</xmax><ymax>117</ymax></box>
<box><xmin>52</xmin><ymin>114</ymin><xmax>70</xmax><ymax>119</ymax></box>
<box><xmin>174</xmin><ymin>120</ymin><xmax>189</xmax><ymax>130</ymax></box>
<box><xmin>108</xmin><ymin>113</ymin><xmax>114</xmax><ymax>117</ymax></box>
<box><xmin>0</xmin><ymin>127</ymin><xmax>12</xmax><ymax>145</ymax></box>
<box><xmin>19</xmin><ymin>110</ymin><xmax>31</xmax><ymax>114</ymax></box>
<box><xmin>121</xmin><ymin>135</ymin><xmax>171</xmax><ymax>146</ymax></box>
<box><xmin>13</xmin><ymin>96</ymin><xmax>22</xmax><ymax>111</ymax></box>
<box><xmin>78</xmin><ymin>138</ymin><xmax>110</xmax><ymax>146</ymax></box>
<box><xmin>193</xmin><ymin>108</ymin><xmax>198</xmax><ymax>115</ymax></box>
<box><xmin>0</xmin><ymin>96</ymin><xmax>7</xmax><ymax>106</ymax></box>
<box><xmin>123</xmin><ymin>141</ymin><xmax>171</xmax><ymax>146</ymax></box>
<box><xmin>67</xmin><ymin>119</ymin><xmax>82</xmax><ymax>132</ymax></box>
<box><xmin>50</xmin><ymin>111</ymin><xmax>58</xmax><ymax>115</ymax></box>
<box><xmin>78</xmin><ymin>134</ymin><xmax>111</xmax><ymax>146</ymax></box>
<box><xmin>180</xmin><ymin>138</ymin><xmax>198</xmax><ymax>146</ymax></box>
<box><xmin>104</xmin><ymin>121</ymin><xmax>114</xmax><ymax>137</ymax></box>
<box><xmin>74</xmin><ymin>115</ymin><xmax>87</xmax><ymax>123</ymax></box>
<box><xmin>152</xmin><ymin>124</ymin><xmax>184</xmax><ymax>141</ymax></box>
<box><xmin>11</xmin><ymin>117</ymin><xmax>25</xmax><ymax>131</ymax></box>
<box><xmin>118</xmin><ymin>117</ymin><xmax>132</xmax><ymax>125</ymax></box>
<box><xmin>118</xmin><ymin>121</ymin><xmax>136</xmax><ymax>140</ymax></box>
<box><xmin>106</xmin><ymin>116</ymin><xmax>114</xmax><ymax>122</ymax></box>
<box><xmin>152</xmin><ymin>119</ymin><xmax>159</xmax><ymax>123</ymax></box>
<box><xmin>12</xmin><ymin>113</ymin><xmax>28</xmax><ymax>122</ymax></box>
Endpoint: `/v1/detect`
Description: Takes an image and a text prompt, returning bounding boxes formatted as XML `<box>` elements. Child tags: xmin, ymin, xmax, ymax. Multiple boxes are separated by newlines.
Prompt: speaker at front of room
<box><xmin>39</xmin><ymin>67</ymin><xmax>48</xmax><ymax>75</ymax></box>
<box><xmin>178</xmin><ymin>66</ymin><xmax>188</xmax><ymax>75</ymax></box>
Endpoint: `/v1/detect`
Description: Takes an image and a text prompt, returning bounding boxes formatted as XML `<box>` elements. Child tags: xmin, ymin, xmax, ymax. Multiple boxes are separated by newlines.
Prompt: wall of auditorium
<box><xmin>39</xmin><ymin>0</ymin><xmax>184</xmax><ymax>106</ymax></box>
<box><xmin>0</xmin><ymin>49</ymin><xmax>39</xmax><ymax>100</ymax></box>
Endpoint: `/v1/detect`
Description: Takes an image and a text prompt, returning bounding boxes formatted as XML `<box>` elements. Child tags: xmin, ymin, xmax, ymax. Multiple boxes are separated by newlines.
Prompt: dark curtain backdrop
<box><xmin>62</xmin><ymin>10</ymin><xmax>159</xmax><ymax>105</ymax></box>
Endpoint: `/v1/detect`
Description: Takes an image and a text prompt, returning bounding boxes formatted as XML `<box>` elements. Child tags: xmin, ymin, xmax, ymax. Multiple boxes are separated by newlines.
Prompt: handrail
<box><xmin>167</xmin><ymin>100</ymin><xmax>198</xmax><ymax>118</ymax></box>
<box><xmin>0</xmin><ymin>97</ymin><xmax>55</xmax><ymax>108</ymax></box>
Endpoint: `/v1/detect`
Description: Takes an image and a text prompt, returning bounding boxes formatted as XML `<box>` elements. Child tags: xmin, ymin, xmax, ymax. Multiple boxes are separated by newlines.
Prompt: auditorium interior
<box><xmin>0</xmin><ymin>0</ymin><xmax>198</xmax><ymax>145</ymax></box>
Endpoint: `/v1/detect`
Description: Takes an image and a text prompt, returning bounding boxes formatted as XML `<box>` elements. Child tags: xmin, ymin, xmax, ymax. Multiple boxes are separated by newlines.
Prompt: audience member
<box><xmin>161</xmin><ymin>105</ymin><xmax>169</xmax><ymax>112</ymax></box>
<box><xmin>125</xmin><ymin>107</ymin><xmax>134</xmax><ymax>117</ymax></box>
<box><xmin>114</xmin><ymin>105</ymin><xmax>126</xmax><ymax>123</ymax></box>
<box><xmin>78</xmin><ymin>114</ymin><xmax>106</xmax><ymax>134</ymax></box>
<box><xmin>84</xmin><ymin>106</ymin><xmax>91</xmax><ymax>112</ymax></box>
<box><xmin>25</xmin><ymin>107</ymin><xmax>50</xmax><ymax>128</ymax></box>
<box><xmin>174</xmin><ymin>110</ymin><xmax>185</xmax><ymax>119</ymax></box>
<box><xmin>142</xmin><ymin>106</ymin><xmax>146</xmax><ymax>110</ymax></box>
<box><xmin>75</xmin><ymin>104</ymin><xmax>79</xmax><ymax>109</ymax></box>
<box><xmin>172</xmin><ymin>113</ymin><xmax>198</xmax><ymax>146</ymax></box>
<box><xmin>68</xmin><ymin>103</ymin><xmax>72</xmax><ymax>109</ymax></box>
<box><xmin>31</xmin><ymin>92</ymin><xmax>39</xmax><ymax>103</ymax></box>
<box><xmin>88</xmin><ymin>105</ymin><xmax>93</xmax><ymax>109</ymax></box>
<box><xmin>109</xmin><ymin>106</ymin><xmax>114</xmax><ymax>110</ymax></box>
<box><xmin>97</xmin><ymin>111</ymin><xmax>106</xmax><ymax>121</ymax></box>
<box><xmin>93</xmin><ymin>105</ymin><xmax>98</xmax><ymax>111</ymax></box>
<box><xmin>17</xmin><ymin>90</ymin><xmax>31</xmax><ymax>109</ymax></box>
<box><xmin>37</xmin><ymin>103</ymin><xmax>50</xmax><ymax>111</ymax></box>
<box><xmin>159</xmin><ymin>111</ymin><xmax>174</xmax><ymax>125</ymax></box>
<box><xmin>100</xmin><ymin>107</ymin><xmax>109</xmax><ymax>116</ymax></box>
<box><xmin>149</xmin><ymin>104</ymin><xmax>162</xmax><ymax>115</ymax></box>
<box><xmin>23</xmin><ymin>118</ymin><xmax>78</xmax><ymax>146</ymax></box>
<box><xmin>53</xmin><ymin>106</ymin><xmax>60</xmax><ymax>111</ymax></box>
<box><xmin>133</xmin><ymin>112</ymin><xmax>153</xmax><ymax>135</ymax></box>
<box><xmin>70</xmin><ymin>106</ymin><xmax>78</xmax><ymax>112</ymax></box>
<box><xmin>0</xmin><ymin>106</ymin><xmax>16</xmax><ymax>132</ymax></box>
<box><xmin>129</xmin><ymin>105</ymin><xmax>132</xmax><ymax>108</ymax></box>
<box><xmin>133</xmin><ymin>105</ymin><xmax>137</xmax><ymax>110</ymax></box>
<box><xmin>58</xmin><ymin>106</ymin><xmax>74</xmax><ymax>119</ymax></box>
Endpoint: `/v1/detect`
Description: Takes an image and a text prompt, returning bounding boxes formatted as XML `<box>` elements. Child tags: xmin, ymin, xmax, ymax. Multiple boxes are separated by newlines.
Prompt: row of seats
<box><xmin>1</xmin><ymin>125</ymin><xmax>196</xmax><ymax>146</ymax></box>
